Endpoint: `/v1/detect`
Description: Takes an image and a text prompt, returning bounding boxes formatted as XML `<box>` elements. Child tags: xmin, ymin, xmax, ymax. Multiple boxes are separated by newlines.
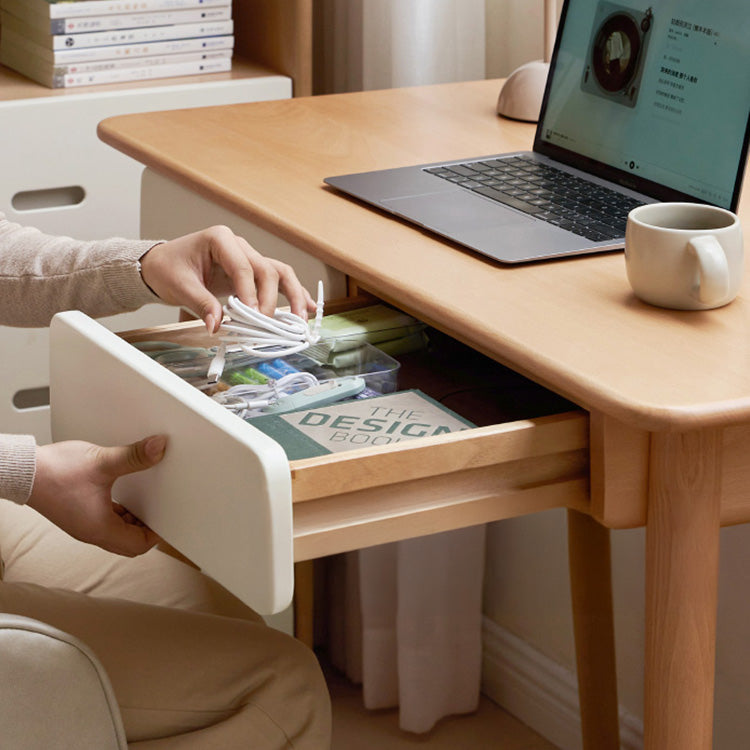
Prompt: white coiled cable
<box><xmin>207</xmin><ymin>281</ymin><xmax>324</xmax><ymax>383</ymax></box>
<box><xmin>212</xmin><ymin>371</ymin><xmax>319</xmax><ymax>418</ymax></box>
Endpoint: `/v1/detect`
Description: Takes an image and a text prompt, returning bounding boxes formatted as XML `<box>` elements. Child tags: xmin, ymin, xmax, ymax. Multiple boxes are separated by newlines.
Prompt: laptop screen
<box><xmin>536</xmin><ymin>0</ymin><xmax>750</xmax><ymax>209</ymax></box>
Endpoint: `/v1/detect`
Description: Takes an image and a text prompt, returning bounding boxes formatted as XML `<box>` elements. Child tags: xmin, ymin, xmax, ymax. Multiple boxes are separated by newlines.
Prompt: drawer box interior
<box><xmin>49</xmin><ymin>301</ymin><xmax>590</xmax><ymax>614</ymax></box>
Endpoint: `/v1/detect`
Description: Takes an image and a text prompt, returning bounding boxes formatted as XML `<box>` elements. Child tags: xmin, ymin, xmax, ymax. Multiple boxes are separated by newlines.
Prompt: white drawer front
<box><xmin>49</xmin><ymin>311</ymin><xmax>294</xmax><ymax>615</ymax></box>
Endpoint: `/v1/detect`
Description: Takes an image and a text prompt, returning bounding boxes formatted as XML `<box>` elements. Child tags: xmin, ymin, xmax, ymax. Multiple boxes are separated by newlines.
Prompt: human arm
<box><xmin>0</xmin><ymin>214</ymin><xmax>316</xmax><ymax>331</ymax></box>
<box><xmin>138</xmin><ymin>225</ymin><xmax>316</xmax><ymax>333</ymax></box>
<box><xmin>0</xmin><ymin>434</ymin><xmax>166</xmax><ymax>556</ymax></box>
<box><xmin>0</xmin><ymin>434</ymin><xmax>37</xmax><ymax>505</ymax></box>
<box><xmin>0</xmin><ymin>215</ymin><xmax>315</xmax><ymax>553</ymax></box>
<box><xmin>0</xmin><ymin>213</ymin><xmax>157</xmax><ymax>327</ymax></box>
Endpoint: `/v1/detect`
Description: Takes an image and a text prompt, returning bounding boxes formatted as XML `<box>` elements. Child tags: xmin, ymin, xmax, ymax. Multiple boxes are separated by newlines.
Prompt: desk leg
<box><xmin>568</xmin><ymin>510</ymin><xmax>620</xmax><ymax>750</ymax></box>
<box><xmin>645</xmin><ymin>429</ymin><xmax>722</xmax><ymax>750</ymax></box>
<box><xmin>294</xmin><ymin>560</ymin><xmax>315</xmax><ymax>648</ymax></box>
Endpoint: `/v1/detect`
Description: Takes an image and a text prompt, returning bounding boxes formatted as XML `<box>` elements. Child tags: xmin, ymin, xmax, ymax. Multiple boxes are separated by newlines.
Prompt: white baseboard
<box><xmin>481</xmin><ymin>617</ymin><xmax>643</xmax><ymax>750</ymax></box>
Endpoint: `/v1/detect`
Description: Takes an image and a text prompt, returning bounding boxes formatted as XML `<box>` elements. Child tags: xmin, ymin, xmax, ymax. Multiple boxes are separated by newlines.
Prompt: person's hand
<box><xmin>27</xmin><ymin>435</ymin><xmax>167</xmax><ymax>557</ymax></box>
<box><xmin>138</xmin><ymin>225</ymin><xmax>317</xmax><ymax>334</ymax></box>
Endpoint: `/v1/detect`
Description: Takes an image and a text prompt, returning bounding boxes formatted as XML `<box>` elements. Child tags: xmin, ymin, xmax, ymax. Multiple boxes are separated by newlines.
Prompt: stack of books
<box><xmin>0</xmin><ymin>0</ymin><xmax>234</xmax><ymax>89</ymax></box>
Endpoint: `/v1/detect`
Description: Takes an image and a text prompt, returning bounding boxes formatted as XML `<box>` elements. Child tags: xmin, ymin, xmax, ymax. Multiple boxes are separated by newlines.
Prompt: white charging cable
<box><xmin>207</xmin><ymin>281</ymin><xmax>324</xmax><ymax>383</ymax></box>
<box><xmin>212</xmin><ymin>371</ymin><xmax>319</xmax><ymax>418</ymax></box>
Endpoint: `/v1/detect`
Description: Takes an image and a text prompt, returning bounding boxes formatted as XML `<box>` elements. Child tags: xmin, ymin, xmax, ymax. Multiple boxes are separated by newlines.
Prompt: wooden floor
<box><xmin>327</xmin><ymin>667</ymin><xmax>559</xmax><ymax>750</ymax></box>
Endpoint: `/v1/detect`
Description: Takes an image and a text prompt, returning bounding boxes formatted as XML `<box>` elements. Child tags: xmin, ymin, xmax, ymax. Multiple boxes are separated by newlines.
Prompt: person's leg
<box><xmin>0</xmin><ymin>503</ymin><xmax>331</xmax><ymax>749</ymax></box>
<box><xmin>0</xmin><ymin>501</ymin><xmax>257</xmax><ymax>619</ymax></box>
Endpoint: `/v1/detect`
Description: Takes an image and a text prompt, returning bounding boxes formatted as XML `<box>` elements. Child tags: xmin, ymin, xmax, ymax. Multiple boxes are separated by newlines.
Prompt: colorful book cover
<box><xmin>249</xmin><ymin>390</ymin><xmax>475</xmax><ymax>460</ymax></box>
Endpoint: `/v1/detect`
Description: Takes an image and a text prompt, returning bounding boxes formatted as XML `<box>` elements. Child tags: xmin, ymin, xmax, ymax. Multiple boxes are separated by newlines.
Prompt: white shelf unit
<box><xmin>0</xmin><ymin>0</ymin><xmax>314</xmax><ymax>443</ymax></box>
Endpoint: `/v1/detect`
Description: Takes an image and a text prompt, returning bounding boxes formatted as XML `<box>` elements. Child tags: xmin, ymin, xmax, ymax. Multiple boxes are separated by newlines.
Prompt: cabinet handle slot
<box><xmin>12</xmin><ymin>186</ymin><xmax>85</xmax><ymax>211</ymax></box>
<box><xmin>13</xmin><ymin>387</ymin><xmax>50</xmax><ymax>410</ymax></box>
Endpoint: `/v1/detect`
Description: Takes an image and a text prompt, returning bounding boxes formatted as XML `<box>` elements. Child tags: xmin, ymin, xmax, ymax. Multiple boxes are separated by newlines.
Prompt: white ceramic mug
<box><xmin>624</xmin><ymin>202</ymin><xmax>744</xmax><ymax>310</ymax></box>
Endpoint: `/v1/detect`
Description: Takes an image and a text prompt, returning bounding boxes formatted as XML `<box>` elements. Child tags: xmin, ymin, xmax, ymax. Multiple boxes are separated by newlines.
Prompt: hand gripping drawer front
<box><xmin>49</xmin><ymin>311</ymin><xmax>293</xmax><ymax>616</ymax></box>
<box><xmin>50</xmin><ymin>313</ymin><xmax>591</xmax><ymax>614</ymax></box>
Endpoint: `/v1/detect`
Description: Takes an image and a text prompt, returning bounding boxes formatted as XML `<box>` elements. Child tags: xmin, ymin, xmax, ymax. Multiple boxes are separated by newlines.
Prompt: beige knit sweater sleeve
<box><xmin>0</xmin><ymin>212</ymin><xmax>163</xmax><ymax>504</ymax></box>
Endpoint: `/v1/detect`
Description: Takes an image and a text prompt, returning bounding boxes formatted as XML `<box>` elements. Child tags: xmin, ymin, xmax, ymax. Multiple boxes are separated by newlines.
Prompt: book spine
<box><xmin>49</xmin><ymin>8</ymin><xmax>231</xmax><ymax>35</ymax></box>
<box><xmin>52</xmin><ymin>35</ymin><xmax>234</xmax><ymax>63</ymax></box>
<box><xmin>51</xmin><ymin>20</ymin><xmax>234</xmax><ymax>49</ymax></box>
<box><xmin>53</xmin><ymin>55</ymin><xmax>231</xmax><ymax>88</ymax></box>
<box><xmin>42</xmin><ymin>0</ymin><xmax>231</xmax><ymax>20</ymax></box>
<box><xmin>57</xmin><ymin>49</ymin><xmax>231</xmax><ymax>75</ymax></box>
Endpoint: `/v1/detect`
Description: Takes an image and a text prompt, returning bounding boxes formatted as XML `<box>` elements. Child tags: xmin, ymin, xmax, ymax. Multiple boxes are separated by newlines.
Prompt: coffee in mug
<box><xmin>625</xmin><ymin>202</ymin><xmax>743</xmax><ymax>310</ymax></box>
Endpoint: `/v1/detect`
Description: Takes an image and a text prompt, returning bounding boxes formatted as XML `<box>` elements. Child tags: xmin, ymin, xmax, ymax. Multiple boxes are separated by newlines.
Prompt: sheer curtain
<box><xmin>327</xmin><ymin>527</ymin><xmax>487</xmax><ymax>733</ymax></box>
<box><xmin>318</xmin><ymin>1</ymin><xmax>487</xmax><ymax>732</ymax></box>
<box><xmin>316</xmin><ymin>0</ymin><xmax>485</xmax><ymax>94</ymax></box>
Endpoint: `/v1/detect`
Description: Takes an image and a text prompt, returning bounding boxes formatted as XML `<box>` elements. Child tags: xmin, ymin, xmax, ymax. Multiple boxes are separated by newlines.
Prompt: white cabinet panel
<box><xmin>2</xmin><ymin>76</ymin><xmax>291</xmax><ymax>240</ymax></box>
<box><xmin>1</xmin><ymin>74</ymin><xmax>292</xmax><ymax>443</ymax></box>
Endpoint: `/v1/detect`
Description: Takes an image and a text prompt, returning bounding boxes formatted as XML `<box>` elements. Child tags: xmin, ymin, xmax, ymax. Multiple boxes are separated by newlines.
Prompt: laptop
<box><xmin>324</xmin><ymin>0</ymin><xmax>750</xmax><ymax>264</ymax></box>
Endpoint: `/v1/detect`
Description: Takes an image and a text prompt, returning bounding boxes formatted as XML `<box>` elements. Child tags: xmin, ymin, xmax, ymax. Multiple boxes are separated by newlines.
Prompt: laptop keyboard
<box><xmin>424</xmin><ymin>155</ymin><xmax>645</xmax><ymax>243</ymax></box>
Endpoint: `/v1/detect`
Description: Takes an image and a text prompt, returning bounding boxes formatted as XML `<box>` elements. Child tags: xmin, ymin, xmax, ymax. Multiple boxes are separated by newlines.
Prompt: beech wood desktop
<box><xmin>97</xmin><ymin>79</ymin><xmax>750</xmax><ymax>750</ymax></box>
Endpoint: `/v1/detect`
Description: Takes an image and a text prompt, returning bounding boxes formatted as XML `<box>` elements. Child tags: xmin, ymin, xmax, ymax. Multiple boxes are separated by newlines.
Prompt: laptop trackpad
<box><xmin>381</xmin><ymin>190</ymin><xmax>532</xmax><ymax>231</ymax></box>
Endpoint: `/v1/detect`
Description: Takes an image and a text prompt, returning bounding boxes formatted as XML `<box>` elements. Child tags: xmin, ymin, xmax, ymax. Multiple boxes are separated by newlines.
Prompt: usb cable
<box><xmin>212</xmin><ymin>371</ymin><xmax>320</xmax><ymax>418</ymax></box>
<box><xmin>207</xmin><ymin>281</ymin><xmax>325</xmax><ymax>383</ymax></box>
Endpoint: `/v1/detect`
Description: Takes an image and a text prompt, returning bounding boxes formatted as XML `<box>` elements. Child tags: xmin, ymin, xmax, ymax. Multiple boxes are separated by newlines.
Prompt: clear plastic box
<box><xmin>221</xmin><ymin>342</ymin><xmax>401</xmax><ymax>395</ymax></box>
<box><xmin>149</xmin><ymin>340</ymin><xmax>401</xmax><ymax>396</ymax></box>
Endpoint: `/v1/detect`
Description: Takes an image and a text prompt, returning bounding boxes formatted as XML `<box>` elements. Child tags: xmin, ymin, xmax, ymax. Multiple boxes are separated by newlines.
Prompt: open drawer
<box><xmin>49</xmin><ymin>306</ymin><xmax>590</xmax><ymax>615</ymax></box>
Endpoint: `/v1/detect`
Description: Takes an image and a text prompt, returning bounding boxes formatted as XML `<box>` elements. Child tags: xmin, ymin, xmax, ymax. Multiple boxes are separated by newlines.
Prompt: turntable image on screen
<box><xmin>581</xmin><ymin>3</ymin><xmax>653</xmax><ymax>107</ymax></box>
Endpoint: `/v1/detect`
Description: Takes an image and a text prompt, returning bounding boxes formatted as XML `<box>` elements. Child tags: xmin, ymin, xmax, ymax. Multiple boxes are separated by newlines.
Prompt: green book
<box><xmin>249</xmin><ymin>390</ymin><xmax>475</xmax><ymax>460</ymax></box>
<box><xmin>318</xmin><ymin>304</ymin><xmax>424</xmax><ymax>352</ymax></box>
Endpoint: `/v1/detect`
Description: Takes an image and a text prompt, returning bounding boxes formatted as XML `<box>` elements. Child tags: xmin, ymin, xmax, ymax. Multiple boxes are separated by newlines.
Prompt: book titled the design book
<box><xmin>249</xmin><ymin>390</ymin><xmax>476</xmax><ymax>460</ymax></box>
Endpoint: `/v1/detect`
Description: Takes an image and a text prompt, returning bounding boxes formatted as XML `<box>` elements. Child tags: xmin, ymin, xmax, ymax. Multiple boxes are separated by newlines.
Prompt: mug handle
<box><xmin>688</xmin><ymin>235</ymin><xmax>730</xmax><ymax>304</ymax></box>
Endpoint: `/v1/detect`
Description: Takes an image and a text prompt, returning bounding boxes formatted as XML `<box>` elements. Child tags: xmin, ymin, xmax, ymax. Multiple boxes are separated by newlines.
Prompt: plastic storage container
<box><xmin>221</xmin><ymin>343</ymin><xmax>401</xmax><ymax>395</ymax></box>
<box><xmin>147</xmin><ymin>341</ymin><xmax>401</xmax><ymax>396</ymax></box>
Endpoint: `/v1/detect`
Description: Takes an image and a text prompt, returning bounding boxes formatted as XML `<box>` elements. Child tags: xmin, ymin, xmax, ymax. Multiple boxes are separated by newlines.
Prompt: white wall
<box><xmin>483</xmin><ymin>501</ymin><xmax>750</xmax><ymax>749</ymax></box>
<box><xmin>486</xmin><ymin>0</ymin><xmax>557</xmax><ymax>78</ymax></box>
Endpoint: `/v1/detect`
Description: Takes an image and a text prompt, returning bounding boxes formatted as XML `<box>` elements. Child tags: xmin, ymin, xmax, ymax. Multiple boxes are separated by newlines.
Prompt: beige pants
<box><xmin>0</xmin><ymin>501</ymin><xmax>331</xmax><ymax>749</ymax></box>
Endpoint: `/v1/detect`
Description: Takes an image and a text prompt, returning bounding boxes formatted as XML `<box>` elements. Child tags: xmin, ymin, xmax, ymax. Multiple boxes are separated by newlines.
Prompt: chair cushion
<box><xmin>0</xmin><ymin>614</ymin><xmax>126</xmax><ymax>750</ymax></box>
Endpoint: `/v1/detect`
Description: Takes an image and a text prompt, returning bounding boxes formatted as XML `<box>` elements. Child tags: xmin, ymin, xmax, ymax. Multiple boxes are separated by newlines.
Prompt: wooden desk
<box><xmin>98</xmin><ymin>79</ymin><xmax>750</xmax><ymax>750</ymax></box>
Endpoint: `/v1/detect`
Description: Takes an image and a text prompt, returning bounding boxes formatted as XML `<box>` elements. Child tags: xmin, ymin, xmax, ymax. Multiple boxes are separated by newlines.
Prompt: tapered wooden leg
<box><xmin>568</xmin><ymin>509</ymin><xmax>620</xmax><ymax>750</ymax></box>
<box><xmin>645</xmin><ymin>429</ymin><xmax>722</xmax><ymax>750</ymax></box>
<box><xmin>294</xmin><ymin>560</ymin><xmax>315</xmax><ymax>648</ymax></box>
